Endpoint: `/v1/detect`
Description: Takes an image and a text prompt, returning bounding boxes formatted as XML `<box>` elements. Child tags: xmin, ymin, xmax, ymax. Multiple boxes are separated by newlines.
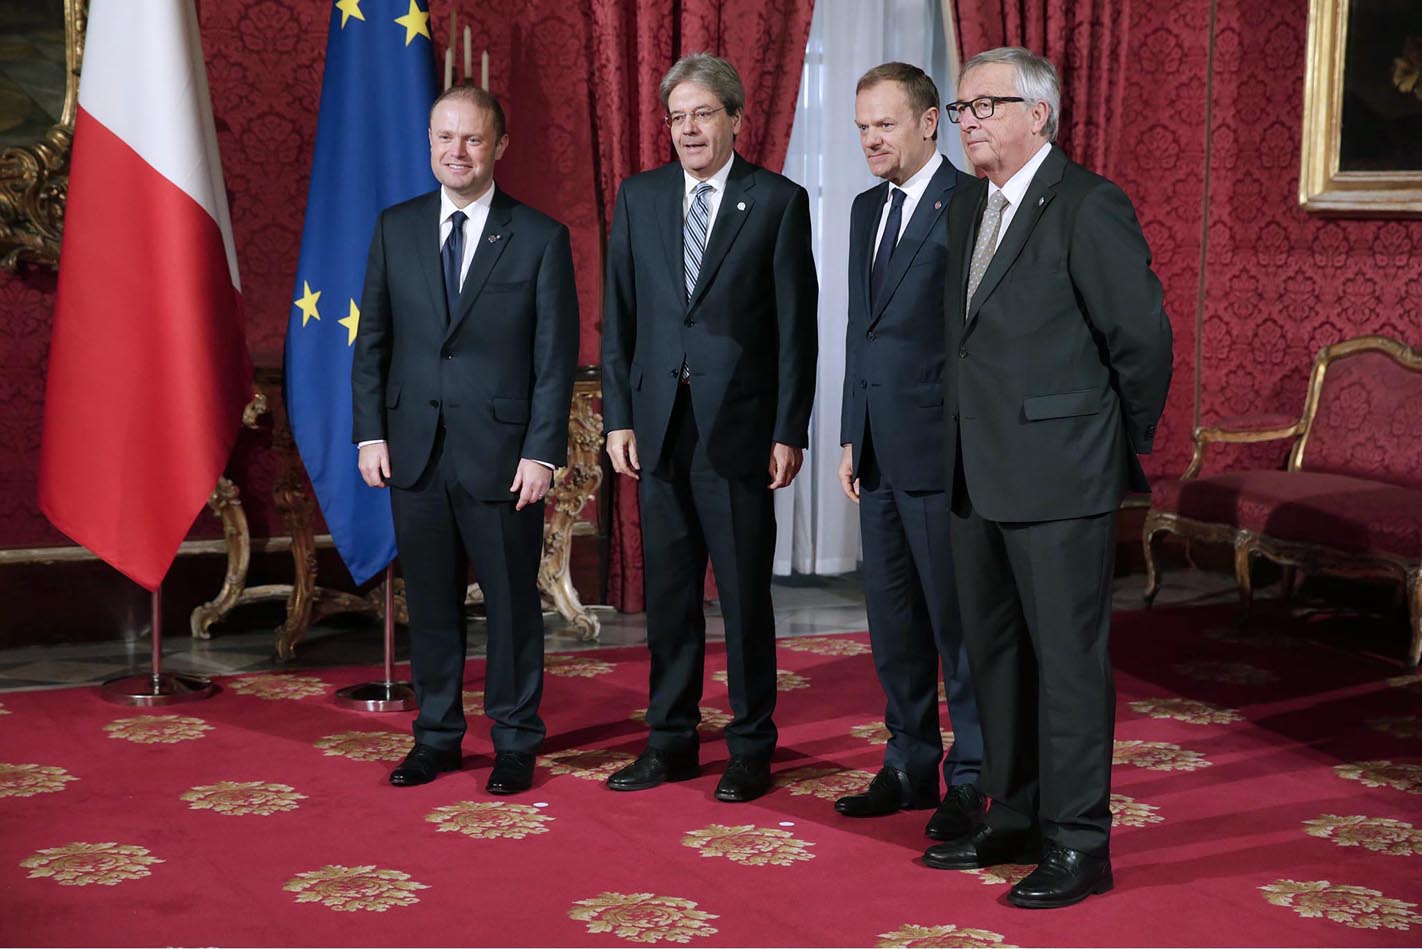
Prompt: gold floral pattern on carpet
<box><xmin>773</xmin><ymin>765</ymin><xmax>879</xmax><ymax>801</ymax></box>
<box><xmin>461</xmin><ymin>690</ymin><xmax>485</xmax><ymax>715</ymax></box>
<box><xmin>779</xmin><ymin>636</ymin><xmax>872</xmax><ymax>656</ymax></box>
<box><xmin>0</xmin><ymin>701</ymin><xmax>9</xmax><ymax>715</ymax></box>
<box><xmin>313</xmin><ymin>731</ymin><xmax>410</xmax><ymax>762</ymax></box>
<box><xmin>1302</xmin><ymin>815</ymin><xmax>1422</xmax><ymax>856</ymax></box>
<box><xmin>1128</xmin><ymin>697</ymin><xmax>1244</xmax><ymax>725</ymax></box>
<box><xmin>1260</xmin><ymin>879</ymin><xmax>1420</xmax><ymax>930</ymax></box>
<box><xmin>711</xmin><ymin>669</ymin><xmax>809</xmax><ymax>691</ymax></box>
<box><xmin>21</xmin><ymin>842</ymin><xmax>162</xmax><ymax>886</ymax></box>
<box><xmin>629</xmin><ymin>706</ymin><xmax>732</xmax><ymax>735</ymax></box>
<box><xmin>876</xmin><ymin>922</ymin><xmax>1015</xmax><ymax>947</ymax></box>
<box><xmin>1173</xmin><ymin>660</ymin><xmax>1279</xmax><ymax>685</ymax></box>
<box><xmin>425</xmin><ymin>801</ymin><xmax>553</xmax><ymax>840</ymax></box>
<box><xmin>681</xmin><ymin>824</ymin><xmax>814</xmax><ymax>867</ymax></box>
<box><xmin>226</xmin><ymin>674</ymin><xmax>327</xmax><ymax>700</ymax></box>
<box><xmin>1367</xmin><ymin>717</ymin><xmax>1422</xmax><ymax>740</ymax></box>
<box><xmin>850</xmin><ymin>722</ymin><xmax>891</xmax><ymax>745</ymax></box>
<box><xmin>1113</xmin><ymin>740</ymin><xmax>1210</xmax><ymax>772</ymax></box>
<box><xmin>539</xmin><ymin>748</ymin><xmax>637</xmax><ymax>780</ymax></box>
<box><xmin>181</xmin><ymin>781</ymin><xmax>306</xmax><ymax>816</ymax></box>
<box><xmin>1385</xmin><ymin>673</ymin><xmax>1422</xmax><ymax>690</ymax></box>
<box><xmin>1111</xmin><ymin>793</ymin><xmax>1164</xmax><ymax>828</ymax></box>
<box><xmin>1335</xmin><ymin>761</ymin><xmax>1422</xmax><ymax>795</ymax></box>
<box><xmin>1201</xmin><ymin>627</ymin><xmax>1304</xmax><ymax>649</ymax></box>
<box><xmin>103</xmin><ymin>715</ymin><xmax>212</xmax><ymax>744</ymax></box>
<box><xmin>284</xmin><ymin>864</ymin><xmax>427</xmax><ymax>912</ymax></box>
<box><xmin>962</xmin><ymin>865</ymin><xmax>1034</xmax><ymax>887</ymax></box>
<box><xmin>0</xmin><ymin>763</ymin><xmax>77</xmax><ymax>798</ymax></box>
<box><xmin>545</xmin><ymin>654</ymin><xmax>615</xmax><ymax>677</ymax></box>
<box><xmin>569</xmin><ymin>892</ymin><xmax>718</xmax><ymax>944</ymax></box>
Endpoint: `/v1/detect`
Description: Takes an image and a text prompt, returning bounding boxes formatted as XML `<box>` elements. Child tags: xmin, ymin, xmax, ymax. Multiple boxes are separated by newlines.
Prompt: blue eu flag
<box><xmin>286</xmin><ymin>0</ymin><xmax>438</xmax><ymax>585</ymax></box>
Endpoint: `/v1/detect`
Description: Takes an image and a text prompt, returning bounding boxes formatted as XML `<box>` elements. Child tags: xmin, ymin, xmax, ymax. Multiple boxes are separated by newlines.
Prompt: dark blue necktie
<box><xmin>869</xmin><ymin>187</ymin><xmax>906</xmax><ymax>309</ymax></box>
<box><xmin>442</xmin><ymin>208</ymin><xmax>466</xmax><ymax>321</ymax></box>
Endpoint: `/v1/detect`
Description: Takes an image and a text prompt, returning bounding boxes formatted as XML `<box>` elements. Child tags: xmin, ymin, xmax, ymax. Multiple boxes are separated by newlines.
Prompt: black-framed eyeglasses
<box><xmin>944</xmin><ymin>96</ymin><xmax>1025</xmax><ymax>123</ymax></box>
<box><xmin>665</xmin><ymin>107</ymin><xmax>726</xmax><ymax>129</ymax></box>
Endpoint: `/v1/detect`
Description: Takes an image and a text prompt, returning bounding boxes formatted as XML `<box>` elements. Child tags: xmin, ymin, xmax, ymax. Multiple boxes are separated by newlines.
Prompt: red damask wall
<box><xmin>3</xmin><ymin>0</ymin><xmax>1419</xmax><ymax>553</ymax></box>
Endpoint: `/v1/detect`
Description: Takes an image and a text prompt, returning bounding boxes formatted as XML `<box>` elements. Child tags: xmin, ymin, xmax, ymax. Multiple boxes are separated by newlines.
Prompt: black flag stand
<box><xmin>334</xmin><ymin>564</ymin><xmax>416</xmax><ymax>711</ymax></box>
<box><xmin>100</xmin><ymin>584</ymin><xmax>217</xmax><ymax>706</ymax></box>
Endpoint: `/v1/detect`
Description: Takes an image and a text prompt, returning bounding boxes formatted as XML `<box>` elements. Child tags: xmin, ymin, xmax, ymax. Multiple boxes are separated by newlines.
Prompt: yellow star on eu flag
<box><xmin>294</xmin><ymin>280</ymin><xmax>322</xmax><ymax>326</ymax></box>
<box><xmin>394</xmin><ymin>0</ymin><xmax>430</xmax><ymax>45</ymax></box>
<box><xmin>335</xmin><ymin>0</ymin><xmax>364</xmax><ymax>29</ymax></box>
<box><xmin>338</xmin><ymin>299</ymin><xmax>360</xmax><ymax>345</ymax></box>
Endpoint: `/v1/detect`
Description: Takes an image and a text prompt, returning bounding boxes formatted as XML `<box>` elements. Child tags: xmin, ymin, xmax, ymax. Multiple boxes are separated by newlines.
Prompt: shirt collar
<box><xmin>989</xmin><ymin>141</ymin><xmax>1052</xmax><ymax>209</ymax></box>
<box><xmin>684</xmin><ymin>153</ymin><xmax>735</xmax><ymax>198</ymax></box>
<box><xmin>440</xmin><ymin>182</ymin><xmax>496</xmax><ymax>223</ymax></box>
<box><xmin>888</xmin><ymin>152</ymin><xmax>943</xmax><ymax>204</ymax></box>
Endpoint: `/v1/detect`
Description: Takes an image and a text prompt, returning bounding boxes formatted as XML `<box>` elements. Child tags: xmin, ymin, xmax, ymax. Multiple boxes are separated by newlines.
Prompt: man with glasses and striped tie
<box><xmin>601</xmin><ymin>53</ymin><xmax>818</xmax><ymax>804</ymax></box>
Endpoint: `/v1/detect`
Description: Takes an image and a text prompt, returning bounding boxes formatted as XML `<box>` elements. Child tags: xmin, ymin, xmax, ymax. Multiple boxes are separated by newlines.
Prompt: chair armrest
<box><xmin>1182</xmin><ymin>413</ymin><xmax>1304</xmax><ymax>480</ymax></box>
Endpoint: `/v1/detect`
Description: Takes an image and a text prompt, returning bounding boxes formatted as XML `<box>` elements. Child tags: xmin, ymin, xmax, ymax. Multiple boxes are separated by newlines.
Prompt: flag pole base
<box><xmin>333</xmin><ymin>681</ymin><xmax>416</xmax><ymax>712</ymax></box>
<box><xmin>100</xmin><ymin>673</ymin><xmax>217</xmax><ymax>707</ymax></box>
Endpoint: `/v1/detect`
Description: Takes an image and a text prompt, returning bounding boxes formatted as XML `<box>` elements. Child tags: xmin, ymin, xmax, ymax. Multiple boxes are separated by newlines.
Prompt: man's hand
<box><xmin>837</xmin><ymin>443</ymin><xmax>859</xmax><ymax>503</ymax></box>
<box><xmin>358</xmin><ymin>442</ymin><xmax>391</xmax><ymax>488</ymax></box>
<box><xmin>607</xmin><ymin>428</ymin><xmax>641</xmax><ymax>481</ymax></box>
<box><xmin>510</xmin><ymin>459</ymin><xmax>554</xmax><ymax>511</ymax></box>
<box><xmin>768</xmin><ymin>442</ymin><xmax>804</xmax><ymax>490</ymax></box>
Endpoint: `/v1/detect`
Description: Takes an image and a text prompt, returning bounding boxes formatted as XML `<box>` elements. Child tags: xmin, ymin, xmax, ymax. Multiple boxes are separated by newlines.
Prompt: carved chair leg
<box><xmin>190</xmin><ymin>477</ymin><xmax>251</xmax><ymax>639</ymax></box>
<box><xmin>1233</xmin><ymin>535</ymin><xmax>1255</xmax><ymax>628</ymax></box>
<box><xmin>1407</xmin><ymin>567</ymin><xmax>1421</xmax><ymax>669</ymax></box>
<box><xmin>1142</xmin><ymin>517</ymin><xmax>1167</xmax><ymax>608</ymax></box>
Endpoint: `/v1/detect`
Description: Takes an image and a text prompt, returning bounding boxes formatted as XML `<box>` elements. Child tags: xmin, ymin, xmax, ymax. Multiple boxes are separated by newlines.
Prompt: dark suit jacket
<box><xmin>601</xmin><ymin>155</ymin><xmax>818</xmax><ymax>478</ymax></box>
<box><xmin>841</xmin><ymin>156</ymin><xmax>972</xmax><ymax>492</ymax></box>
<box><xmin>943</xmin><ymin>145</ymin><xmax>1173</xmax><ymax>522</ymax></box>
<box><xmin>351</xmin><ymin>186</ymin><xmax>578</xmax><ymax>500</ymax></box>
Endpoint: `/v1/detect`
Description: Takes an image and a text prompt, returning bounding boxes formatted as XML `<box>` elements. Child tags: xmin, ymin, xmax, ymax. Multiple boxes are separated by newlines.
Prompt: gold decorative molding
<box><xmin>0</xmin><ymin>0</ymin><xmax>85</xmax><ymax>269</ymax></box>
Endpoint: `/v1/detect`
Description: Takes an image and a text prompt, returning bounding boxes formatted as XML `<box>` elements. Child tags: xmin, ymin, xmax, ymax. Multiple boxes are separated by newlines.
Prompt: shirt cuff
<box><xmin>357</xmin><ymin>439</ymin><xmax>385</xmax><ymax>449</ymax></box>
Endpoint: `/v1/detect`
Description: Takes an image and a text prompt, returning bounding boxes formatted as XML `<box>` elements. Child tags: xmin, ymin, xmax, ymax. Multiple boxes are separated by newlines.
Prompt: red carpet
<box><xmin>2</xmin><ymin>604</ymin><xmax>1421</xmax><ymax>947</ymax></box>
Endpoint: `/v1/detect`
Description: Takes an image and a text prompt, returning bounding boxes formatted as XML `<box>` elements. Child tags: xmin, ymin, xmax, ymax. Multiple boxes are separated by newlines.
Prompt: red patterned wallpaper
<box><xmin>4</xmin><ymin>0</ymin><xmax>1421</xmax><ymax>549</ymax></box>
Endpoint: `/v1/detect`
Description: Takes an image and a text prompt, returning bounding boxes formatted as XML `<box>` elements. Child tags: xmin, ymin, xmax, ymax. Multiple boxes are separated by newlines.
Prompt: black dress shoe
<box><xmin>835</xmin><ymin>766</ymin><xmax>937</xmax><ymax>816</ymax></box>
<box><xmin>389</xmin><ymin>743</ymin><xmax>461</xmax><ymax>787</ymax></box>
<box><xmin>714</xmin><ymin>756</ymin><xmax>772</xmax><ymax>803</ymax></box>
<box><xmin>922</xmin><ymin>824</ymin><xmax>1040</xmax><ymax>870</ymax></box>
<box><xmin>486</xmin><ymin>751</ymin><xmax>536</xmax><ymax>795</ymax></box>
<box><xmin>1008</xmin><ymin>841</ymin><xmax>1113</xmax><ymax>909</ymax></box>
<box><xmin>607</xmin><ymin>748</ymin><xmax>699</xmax><ymax>791</ymax></box>
<box><xmin>924</xmin><ymin>783</ymin><xmax>987</xmax><ymax>840</ymax></box>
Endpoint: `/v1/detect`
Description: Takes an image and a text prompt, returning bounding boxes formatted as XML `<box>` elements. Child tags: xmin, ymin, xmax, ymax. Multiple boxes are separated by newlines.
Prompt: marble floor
<box><xmin>0</xmin><ymin>569</ymin><xmax>1246</xmax><ymax>694</ymax></box>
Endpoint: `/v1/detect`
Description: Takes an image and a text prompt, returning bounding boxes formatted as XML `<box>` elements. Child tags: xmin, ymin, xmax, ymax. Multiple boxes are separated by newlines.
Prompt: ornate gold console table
<box><xmin>191</xmin><ymin>367</ymin><xmax>606</xmax><ymax>658</ymax></box>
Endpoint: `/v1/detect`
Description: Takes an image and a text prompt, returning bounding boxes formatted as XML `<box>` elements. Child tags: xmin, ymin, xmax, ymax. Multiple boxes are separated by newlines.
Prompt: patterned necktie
<box><xmin>683</xmin><ymin>182</ymin><xmax>714</xmax><ymax>302</ymax></box>
<box><xmin>442</xmin><ymin>208</ymin><xmax>466</xmax><ymax>321</ymax></box>
<box><xmin>869</xmin><ymin>187</ymin><xmax>907</xmax><ymax>310</ymax></box>
<box><xmin>966</xmin><ymin>190</ymin><xmax>1009</xmax><ymax>312</ymax></box>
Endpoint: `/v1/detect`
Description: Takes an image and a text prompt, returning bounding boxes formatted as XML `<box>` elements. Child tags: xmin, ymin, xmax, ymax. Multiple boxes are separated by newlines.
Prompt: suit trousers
<box><xmin>949</xmin><ymin>490</ymin><xmax>1117</xmax><ymax>856</ymax></box>
<box><xmin>390</xmin><ymin>426</ymin><xmax>547</xmax><ymax>754</ymax></box>
<box><xmin>858</xmin><ymin>432</ymin><xmax>982</xmax><ymax>789</ymax></box>
<box><xmin>638</xmin><ymin>384</ymin><xmax>779</xmax><ymax>760</ymax></box>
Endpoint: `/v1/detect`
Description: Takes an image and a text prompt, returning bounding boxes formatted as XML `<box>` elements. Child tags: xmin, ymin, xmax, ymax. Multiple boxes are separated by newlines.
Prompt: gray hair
<box><xmin>960</xmin><ymin>47</ymin><xmax>1060</xmax><ymax>141</ymax></box>
<box><xmin>659</xmin><ymin>53</ymin><xmax>746</xmax><ymax>116</ymax></box>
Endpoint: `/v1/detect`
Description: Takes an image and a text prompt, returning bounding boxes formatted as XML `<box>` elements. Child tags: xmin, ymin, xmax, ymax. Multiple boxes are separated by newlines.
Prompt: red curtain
<box><xmin>953</xmin><ymin>0</ymin><xmax>1127</xmax><ymax>177</ymax></box>
<box><xmin>594</xmin><ymin>1</ymin><xmax>816</xmax><ymax>612</ymax></box>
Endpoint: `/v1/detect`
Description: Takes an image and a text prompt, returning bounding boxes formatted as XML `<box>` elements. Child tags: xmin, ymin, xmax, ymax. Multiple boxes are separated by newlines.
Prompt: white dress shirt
<box><xmin>987</xmin><ymin>140</ymin><xmax>1052</xmax><ymax>252</ymax></box>
<box><xmin>683</xmin><ymin>154</ymin><xmax>735</xmax><ymax>239</ymax></box>
<box><xmin>871</xmin><ymin>152</ymin><xmax>943</xmax><ymax>264</ymax></box>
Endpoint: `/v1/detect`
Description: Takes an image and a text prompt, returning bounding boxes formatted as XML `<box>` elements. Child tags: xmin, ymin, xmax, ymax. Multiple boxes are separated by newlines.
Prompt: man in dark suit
<box><xmin>924</xmin><ymin>48</ymin><xmax>1172</xmax><ymax>908</ymax></box>
<box><xmin>833</xmin><ymin>62</ymin><xmax>985</xmax><ymax>841</ymax></box>
<box><xmin>352</xmin><ymin>85</ymin><xmax>578</xmax><ymax>793</ymax></box>
<box><xmin>601</xmin><ymin>53</ymin><xmax>818</xmax><ymax>803</ymax></box>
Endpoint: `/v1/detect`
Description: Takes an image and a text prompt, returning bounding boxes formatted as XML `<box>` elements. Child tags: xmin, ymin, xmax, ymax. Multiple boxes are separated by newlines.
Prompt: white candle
<box><xmin>481</xmin><ymin>49</ymin><xmax>489</xmax><ymax>91</ymax></box>
<box><xmin>444</xmin><ymin>47</ymin><xmax>452</xmax><ymax>91</ymax></box>
<box><xmin>464</xmin><ymin>27</ymin><xmax>472</xmax><ymax>80</ymax></box>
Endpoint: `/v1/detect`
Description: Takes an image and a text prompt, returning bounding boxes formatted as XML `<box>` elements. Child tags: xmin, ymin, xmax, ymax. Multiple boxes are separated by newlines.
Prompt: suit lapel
<box><xmin>966</xmin><ymin>146</ymin><xmax>1066</xmax><ymax>326</ymax></box>
<box><xmin>852</xmin><ymin>182</ymin><xmax>886</xmax><ymax>320</ymax></box>
<box><xmin>870</xmin><ymin>157</ymin><xmax>961</xmax><ymax>324</ymax></box>
<box><xmin>444</xmin><ymin>187</ymin><xmax>515</xmax><ymax>343</ymax></box>
<box><xmin>656</xmin><ymin>164</ymin><xmax>687</xmax><ymax>314</ymax></box>
<box><xmin>688</xmin><ymin>154</ymin><xmax>755</xmax><ymax>312</ymax></box>
<box><xmin>414</xmin><ymin>192</ymin><xmax>446</xmax><ymax>325</ymax></box>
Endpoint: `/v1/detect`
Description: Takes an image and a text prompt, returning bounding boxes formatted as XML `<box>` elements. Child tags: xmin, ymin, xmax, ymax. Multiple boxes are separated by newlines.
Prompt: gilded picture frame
<box><xmin>0</xmin><ymin>0</ymin><xmax>86</xmax><ymax>270</ymax></box>
<box><xmin>1301</xmin><ymin>0</ymin><xmax>1422</xmax><ymax>216</ymax></box>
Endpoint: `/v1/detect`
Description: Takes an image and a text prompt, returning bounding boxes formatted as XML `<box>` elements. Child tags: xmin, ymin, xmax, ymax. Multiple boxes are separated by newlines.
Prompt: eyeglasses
<box><xmin>944</xmin><ymin>96</ymin><xmax>1025</xmax><ymax>123</ymax></box>
<box><xmin>665</xmin><ymin>107</ymin><xmax>726</xmax><ymax>128</ymax></box>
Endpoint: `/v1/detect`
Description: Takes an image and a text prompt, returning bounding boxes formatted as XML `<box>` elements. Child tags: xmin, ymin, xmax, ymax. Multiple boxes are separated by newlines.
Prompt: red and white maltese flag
<box><xmin>39</xmin><ymin>0</ymin><xmax>251</xmax><ymax>590</ymax></box>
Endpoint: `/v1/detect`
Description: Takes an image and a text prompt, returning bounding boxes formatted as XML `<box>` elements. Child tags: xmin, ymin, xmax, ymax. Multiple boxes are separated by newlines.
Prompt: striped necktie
<box><xmin>683</xmin><ymin>182</ymin><xmax>714</xmax><ymax>301</ymax></box>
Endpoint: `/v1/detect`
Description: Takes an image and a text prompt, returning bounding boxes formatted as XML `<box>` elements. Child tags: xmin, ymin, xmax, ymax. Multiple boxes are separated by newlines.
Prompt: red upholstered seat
<box><xmin>1153</xmin><ymin>471</ymin><xmax>1422</xmax><ymax>560</ymax></box>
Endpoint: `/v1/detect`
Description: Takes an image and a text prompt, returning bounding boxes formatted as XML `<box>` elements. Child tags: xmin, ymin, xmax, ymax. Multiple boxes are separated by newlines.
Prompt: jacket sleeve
<box><xmin>772</xmin><ymin>185</ymin><xmax>819</xmax><ymax>448</ymax></box>
<box><xmin>600</xmin><ymin>182</ymin><xmax>636</xmax><ymax>434</ymax></box>
<box><xmin>351</xmin><ymin>210</ymin><xmax>392</xmax><ymax>443</ymax></box>
<box><xmin>521</xmin><ymin>224</ymin><xmax>580</xmax><ymax>466</ymax></box>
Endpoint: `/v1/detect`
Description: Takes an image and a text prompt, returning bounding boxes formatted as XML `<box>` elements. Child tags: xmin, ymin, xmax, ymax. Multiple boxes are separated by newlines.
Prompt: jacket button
<box><xmin>669</xmin><ymin>369</ymin><xmax>678</xmax><ymax>377</ymax></box>
<box><xmin>866</xmin><ymin>331</ymin><xmax>876</xmax><ymax>341</ymax></box>
<box><xmin>684</xmin><ymin>318</ymin><xmax>695</xmax><ymax>327</ymax></box>
<box><xmin>428</xmin><ymin>399</ymin><xmax>439</xmax><ymax>408</ymax></box>
<box><xmin>858</xmin><ymin>379</ymin><xmax>867</xmax><ymax>389</ymax></box>
<box><xmin>442</xmin><ymin>351</ymin><xmax>452</xmax><ymax>359</ymax></box>
<box><xmin>951</xmin><ymin>412</ymin><xmax>959</xmax><ymax>421</ymax></box>
<box><xmin>958</xmin><ymin>348</ymin><xmax>967</xmax><ymax>358</ymax></box>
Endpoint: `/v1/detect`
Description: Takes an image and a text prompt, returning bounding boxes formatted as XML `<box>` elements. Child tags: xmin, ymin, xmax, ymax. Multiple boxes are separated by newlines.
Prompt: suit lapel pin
<box><xmin>737</xmin><ymin>201</ymin><xmax>746</xmax><ymax>211</ymax></box>
<box><xmin>934</xmin><ymin>200</ymin><xmax>942</xmax><ymax>210</ymax></box>
<box><xmin>487</xmin><ymin>233</ymin><xmax>502</xmax><ymax>243</ymax></box>
<box><xmin>1037</xmin><ymin>197</ymin><xmax>1045</xmax><ymax>207</ymax></box>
